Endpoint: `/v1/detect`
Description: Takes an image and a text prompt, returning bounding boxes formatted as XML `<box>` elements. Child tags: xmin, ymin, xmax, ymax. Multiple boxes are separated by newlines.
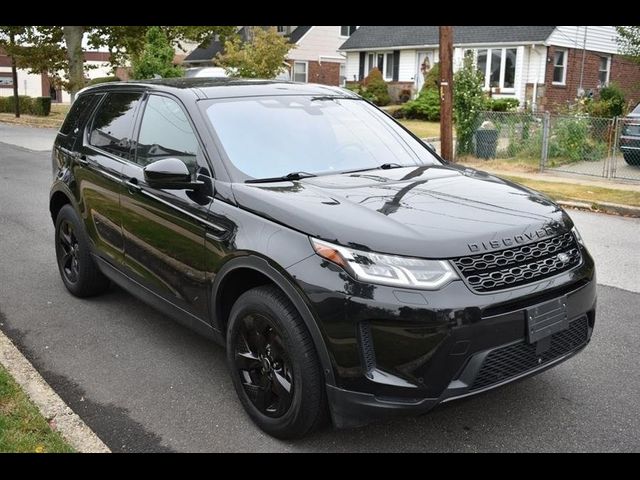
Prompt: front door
<box><xmin>120</xmin><ymin>93</ymin><xmax>214</xmax><ymax>319</ymax></box>
<box><xmin>77</xmin><ymin>91</ymin><xmax>144</xmax><ymax>266</ymax></box>
<box><xmin>416</xmin><ymin>51</ymin><xmax>436</xmax><ymax>91</ymax></box>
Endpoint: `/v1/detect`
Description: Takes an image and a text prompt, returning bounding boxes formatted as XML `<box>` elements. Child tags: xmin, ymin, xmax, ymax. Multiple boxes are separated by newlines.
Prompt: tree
<box><xmin>131</xmin><ymin>27</ymin><xmax>183</xmax><ymax>80</ymax></box>
<box><xmin>616</xmin><ymin>26</ymin><xmax>640</xmax><ymax>63</ymax></box>
<box><xmin>453</xmin><ymin>51</ymin><xmax>486</xmax><ymax>156</ymax></box>
<box><xmin>216</xmin><ymin>27</ymin><xmax>293</xmax><ymax>78</ymax></box>
<box><xmin>0</xmin><ymin>26</ymin><xmax>32</xmax><ymax>117</ymax></box>
<box><xmin>15</xmin><ymin>26</ymin><xmax>234</xmax><ymax>102</ymax></box>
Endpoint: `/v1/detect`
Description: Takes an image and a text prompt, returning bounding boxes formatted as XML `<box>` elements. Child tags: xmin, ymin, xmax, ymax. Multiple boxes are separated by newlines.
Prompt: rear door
<box><xmin>76</xmin><ymin>91</ymin><xmax>144</xmax><ymax>266</ymax></box>
<box><xmin>119</xmin><ymin>93</ymin><xmax>215</xmax><ymax>319</ymax></box>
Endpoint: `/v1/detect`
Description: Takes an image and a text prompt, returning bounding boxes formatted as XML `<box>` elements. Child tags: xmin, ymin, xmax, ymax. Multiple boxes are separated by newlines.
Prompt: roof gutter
<box><xmin>340</xmin><ymin>40</ymin><xmax>542</xmax><ymax>52</ymax></box>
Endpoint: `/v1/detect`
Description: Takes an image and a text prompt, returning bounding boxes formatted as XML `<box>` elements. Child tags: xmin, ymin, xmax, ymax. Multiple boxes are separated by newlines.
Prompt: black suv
<box><xmin>50</xmin><ymin>78</ymin><xmax>596</xmax><ymax>439</ymax></box>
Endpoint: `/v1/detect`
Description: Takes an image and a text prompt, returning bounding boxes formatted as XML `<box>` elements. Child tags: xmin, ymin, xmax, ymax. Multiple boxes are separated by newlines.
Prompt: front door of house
<box><xmin>416</xmin><ymin>51</ymin><xmax>436</xmax><ymax>91</ymax></box>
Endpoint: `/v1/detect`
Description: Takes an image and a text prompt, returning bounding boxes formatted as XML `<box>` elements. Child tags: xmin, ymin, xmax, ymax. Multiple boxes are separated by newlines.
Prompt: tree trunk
<box><xmin>63</xmin><ymin>26</ymin><xmax>85</xmax><ymax>103</ymax></box>
<box><xmin>9</xmin><ymin>32</ymin><xmax>19</xmax><ymax>118</ymax></box>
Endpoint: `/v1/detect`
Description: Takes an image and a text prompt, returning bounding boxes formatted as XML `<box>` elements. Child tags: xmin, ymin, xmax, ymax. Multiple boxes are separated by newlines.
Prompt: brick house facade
<box><xmin>540</xmin><ymin>45</ymin><xmax>640</xmax><ymax>112</ymax></box>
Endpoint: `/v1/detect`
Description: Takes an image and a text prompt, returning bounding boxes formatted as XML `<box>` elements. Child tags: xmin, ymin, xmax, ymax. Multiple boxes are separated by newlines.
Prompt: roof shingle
<box><xmin>340</xmin><ymin>26</ymin><xmax>556</xmax><ymax>50</ymax></box>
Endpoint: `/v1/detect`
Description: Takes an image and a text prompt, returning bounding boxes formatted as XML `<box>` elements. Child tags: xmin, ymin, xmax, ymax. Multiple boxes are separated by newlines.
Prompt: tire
<box><xmin>54</xmin><ymin>204</ymin><xmax>110</xmax><ymax>297</ymax></box>
<box><xmin>226</xmin><ymin>285</ymin><xmax>328</xmax><ymax>439</ymax></box>
<box><xmin>623</xmin><ymin>152</ymin><xmax>640</xmax><ymax>166</ymax></box>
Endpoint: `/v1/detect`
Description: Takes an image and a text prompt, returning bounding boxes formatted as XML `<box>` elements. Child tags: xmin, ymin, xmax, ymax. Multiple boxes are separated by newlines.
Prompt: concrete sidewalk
<box><xmin>476</xmin><ymin>166</ymin><xmax>640</xmax><ymax>193</ymax></box>
<box><xmin>0</xmin><ymin>124</ymin><xmax>58</xmax><ymax>151</ymax></box>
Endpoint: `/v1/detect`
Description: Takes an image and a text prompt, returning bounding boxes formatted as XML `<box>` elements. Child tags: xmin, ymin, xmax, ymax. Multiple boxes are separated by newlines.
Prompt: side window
<box><xmin>60</xmin><ymin>94</ymin><xmax>98</xmax><ymax>136</ymax></box>
<box><xmin>135</xmin><ymin>95</ymin><xmax>200</xmax><ymax>174</ymax></box>
<box><xmin>89</xmin><ymin>92</ymin><xmax>143</xmax><ymax>160</ymax></box>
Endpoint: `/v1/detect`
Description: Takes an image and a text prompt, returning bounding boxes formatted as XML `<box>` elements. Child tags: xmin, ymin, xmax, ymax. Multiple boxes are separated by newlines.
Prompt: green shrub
<box><xmin>362</xmin><ymin>68</ymin><xmax>391</xmax><ymax>106</ymax></box>
<box><xmin>453</xmin><ymin>52</ymin><xmax>486</xmax><ymax>156</ymax></box>
<box><xmin>32</xmin><ymin>97</ymin><xmax>52</xmax><ymax>116</ymax></box>
<box><xmin>486</xmin><ymin>98</ymin><xmax>519</xmax><ymax>112</ymax></box>
<box><xmin>598</xmin><ymin>84</ymin><xmax>626</xmax><ymax>116</ymax></box>
<box><xmin>0</xmin><ymin>95</ymin><xmax>51</xmax><ymax>116</ymax></box>
<box><xmin>421</xmin><ymin>62</ymin><xmax>440</xmax><ymax>92</ymax></box>
<box><xmin>547</xmin><ymin>116</ymin><xmax>607</xmax><ymax>162</ymax></box>
<box><xmin>87</xmin><ymin>76</ymin><xmax>121</xmax><ymax>86</ymax></box>
<box><xmin>398</xmin><ymin>88</ymin><xmax>440</xmax><ymax>121</ymax></box>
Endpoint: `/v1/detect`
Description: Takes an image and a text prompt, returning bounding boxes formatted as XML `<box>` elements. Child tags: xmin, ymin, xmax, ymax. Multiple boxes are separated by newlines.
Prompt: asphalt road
<box><xmin>1</xmin><ymin>137</ymin><xmax>639</xmax><ymax>452</ymax></box>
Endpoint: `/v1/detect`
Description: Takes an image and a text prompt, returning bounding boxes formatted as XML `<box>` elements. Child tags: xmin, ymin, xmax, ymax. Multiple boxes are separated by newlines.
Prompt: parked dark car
<box><xmin>620</xmin><ymin>103</ymin><xmax>640</xmax><ymax>166</ymax></box>
<box><xmin>50</xmin><ymin>79</ymin><xmax>596</xmax><ymax>439</ymax></box>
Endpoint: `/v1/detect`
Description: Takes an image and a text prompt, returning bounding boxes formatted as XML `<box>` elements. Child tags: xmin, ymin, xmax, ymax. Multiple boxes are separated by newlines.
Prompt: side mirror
<box><xmin>143</xmin><ymin>158</ymin><xmax>202</xmax><ymax>190</ymax></box>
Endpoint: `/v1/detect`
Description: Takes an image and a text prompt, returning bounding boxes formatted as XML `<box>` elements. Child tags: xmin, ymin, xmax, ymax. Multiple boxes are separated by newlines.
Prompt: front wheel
<box><xmin>226</xmin><ymin>285</ymin><xmax>327</xmax><ymax>439</ymax></box>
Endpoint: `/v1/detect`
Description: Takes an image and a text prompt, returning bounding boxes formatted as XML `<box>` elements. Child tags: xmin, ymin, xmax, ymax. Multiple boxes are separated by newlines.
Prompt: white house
<box><xmin>185</xmin><ymin>26</ymin><xmax>357</xmax><ymax>86</ymax></box>
<box><xmin>339</xmin><ymin>26</ymin><xmax>640</xmax><ymax>111</ymax></box>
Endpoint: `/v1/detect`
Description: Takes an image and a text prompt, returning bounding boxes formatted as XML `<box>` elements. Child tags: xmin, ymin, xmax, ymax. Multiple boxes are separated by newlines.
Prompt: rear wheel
<box><xmin>623</xmin><ymin>151</ymin><xmax>640</xmax><ymax>166</ymax></box>
<box><xmin>55</xmin><ymin>204</ymin><xmax>110</xmax><ymax>297</ymax></box>
<box><xmin>226</xmin><ymin>285</ymin><xmax>327</xmax><ymax>439</ymax></box>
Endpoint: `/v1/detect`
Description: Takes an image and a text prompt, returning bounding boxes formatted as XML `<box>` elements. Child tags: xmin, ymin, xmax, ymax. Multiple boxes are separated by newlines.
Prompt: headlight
<box><xmin>310</xmin><ymin>238</ymin><xmax>458</xmax><ymax>290</ymax></box>
<box><xmin>571</xmin><ymin>226</ymin><xmax>585</xmax><ymax>247</ymax></box>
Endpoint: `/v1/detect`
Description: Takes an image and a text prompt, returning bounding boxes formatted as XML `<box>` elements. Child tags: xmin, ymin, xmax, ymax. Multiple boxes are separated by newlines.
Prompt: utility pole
<box><xmin>439</xmin><ymin>26</ymin><xmax>453</xmax><ymax>161</ymax></box>
<box><xmin>9</xmin><ymin>31</ymin><xmax>20</xmax><ymax>118</ymax></box>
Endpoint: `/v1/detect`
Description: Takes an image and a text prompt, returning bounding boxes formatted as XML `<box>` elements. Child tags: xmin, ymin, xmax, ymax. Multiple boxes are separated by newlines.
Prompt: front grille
<box><xmin>470</xmin><ymin>316</ymin><xmax>589</xmax><ymax>391</ymax></box>
<box><xmin>453</xmin><ymin>232</ymin><xmax>581</xmax><ymax>292</ymax></box>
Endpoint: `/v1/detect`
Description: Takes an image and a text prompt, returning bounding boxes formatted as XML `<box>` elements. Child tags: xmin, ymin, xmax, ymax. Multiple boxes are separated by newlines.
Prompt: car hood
<box><xmin>231</xmin><ymin>164</ymin><xmax>573</xmax><ymax>258</ymax></box>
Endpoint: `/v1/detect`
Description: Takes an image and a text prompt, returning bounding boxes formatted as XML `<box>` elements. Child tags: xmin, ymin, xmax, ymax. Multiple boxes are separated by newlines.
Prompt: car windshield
<box><xmin>202</xmin><ymin>95</ymin><xmax>441</xmax><ymax>180</ymax></box>
<box><xmin>632</xmin><ymin>103</ymin><xmax>640</xmax><ymax>115</ymax></box>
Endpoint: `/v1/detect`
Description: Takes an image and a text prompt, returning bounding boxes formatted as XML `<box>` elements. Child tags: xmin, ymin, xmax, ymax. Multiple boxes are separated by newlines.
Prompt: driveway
<box><xmin>0</xmin><ymin>130</ymin><xmax>639</xmax><ymax>452</ymax></box>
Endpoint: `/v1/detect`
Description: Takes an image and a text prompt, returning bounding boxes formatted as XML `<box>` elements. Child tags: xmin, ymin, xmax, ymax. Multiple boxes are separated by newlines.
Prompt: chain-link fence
<box><xmin>456</xmin><ymin>111</ymin><xmax>640</xmax><ymax>182</ymax></box>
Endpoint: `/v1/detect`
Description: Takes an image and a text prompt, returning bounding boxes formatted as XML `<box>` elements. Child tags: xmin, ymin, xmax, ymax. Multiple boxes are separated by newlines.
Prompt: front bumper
<box><xmin>287</xmin><ymin>245</ymin><xmax>596</xmax><ymax>428</ymax></box>
<box><xmin>620</xmin><ymin>135</ymin><xmax>640</xmax><ymax>152</ymax></box>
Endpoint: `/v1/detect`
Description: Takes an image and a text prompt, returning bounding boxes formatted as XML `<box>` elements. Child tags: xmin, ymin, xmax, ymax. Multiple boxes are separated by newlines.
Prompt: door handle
<box><xmin>125</xmin><ymin>178</ymin><xmax>142</xmax><ymax>194</ymax></box>
<box><xmin>72</xmin><ymin>152</ymin><xmax>89</xmax><ymax>166</ymax></box>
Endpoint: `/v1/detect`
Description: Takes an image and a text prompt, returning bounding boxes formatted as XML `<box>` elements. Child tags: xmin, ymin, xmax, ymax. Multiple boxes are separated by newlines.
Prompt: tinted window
<box><xmin>135</xmin><ymin>95</ymin><xmax>200</xmax><ymax>173</ymax></box>
<box><xmin>204</xmin><ymin>96</ymin><xmax>440</xmax><ymax>180</ymax></box>
<box><xmin>60</xmin><ymin>94</ymin><xmax>98</xmax><ymax>135</ymax></box>
<box><xmin>89</xmin><ymin>92</ymin><xmax>143</xmax><ymax>159</ymax></box>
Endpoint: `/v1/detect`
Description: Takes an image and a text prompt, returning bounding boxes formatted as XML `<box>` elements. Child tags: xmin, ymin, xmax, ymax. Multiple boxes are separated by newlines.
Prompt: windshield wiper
<box><xmin>341</xmin><ymin>163</ymin><xmax>406</xmax><ymax>175</ymax></box>
<box><xmin>245</xmin><ymin>171</ymin><xmax>317</xmax><ymax>184</ymax></box>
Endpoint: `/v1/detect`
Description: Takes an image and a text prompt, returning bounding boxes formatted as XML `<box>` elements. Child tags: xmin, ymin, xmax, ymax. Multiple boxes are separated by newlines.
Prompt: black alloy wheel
<box><xmin>54</xmin><ymin>204</ymin><xmax>110</xmax><ymax>297</ymax></box>
<box><xmin>234</xmin><ymin>312</ymin><xmax>294</xmax><ymax>417</ymax></box>
<box><xmin>226</xmin><ymin>285</ymin><xmax>327</xmax><ymax>439</ymax></box>
<box><xmin>57</xmin><ymin>219</ymin><xmax>80</xmax><ymax>284</ymax></box>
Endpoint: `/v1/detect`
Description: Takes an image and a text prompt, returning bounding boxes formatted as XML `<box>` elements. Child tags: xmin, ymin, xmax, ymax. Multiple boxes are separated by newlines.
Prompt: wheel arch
<box><xmin>211</xmin><ymin>255</ymin><xmax>336</xmax><ymax>386</ymax></box>
<box><xmin>49</xmin><ymin>184</ymin><xmax>78</xmax><ymax>225</ymax></box>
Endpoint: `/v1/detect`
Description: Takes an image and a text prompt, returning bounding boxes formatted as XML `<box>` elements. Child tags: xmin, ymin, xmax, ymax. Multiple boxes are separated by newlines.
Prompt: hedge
<box><xmin>0</xmin><ymin>95</ymin><xmax>52</xmax><ymax>116</ymax></box>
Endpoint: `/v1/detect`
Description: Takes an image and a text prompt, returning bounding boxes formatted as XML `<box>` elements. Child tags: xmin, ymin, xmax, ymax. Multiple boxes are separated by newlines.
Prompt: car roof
<box><xmin>79</xmin><ymin>77</ymin><xmax>357</xmax><ymax>100</ymax></box>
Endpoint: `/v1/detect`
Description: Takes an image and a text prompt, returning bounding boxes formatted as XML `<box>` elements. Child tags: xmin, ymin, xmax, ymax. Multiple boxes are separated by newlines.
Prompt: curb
<box><xmin>557</xmin><ymin>200</ymin><xmax>640</xmax><ymax>218</ymax></box>
<box><xmin>0</xmin><ymin>329</ymin><xmax>111</xmax><ymax>453</ymax></box>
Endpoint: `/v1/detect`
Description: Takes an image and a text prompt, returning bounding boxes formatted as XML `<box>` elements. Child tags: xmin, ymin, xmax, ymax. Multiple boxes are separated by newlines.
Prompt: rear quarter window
<box><xmin>59</xmin><ymin>94</ymin><xmax>100</xmax><ymax>136</ymax></box>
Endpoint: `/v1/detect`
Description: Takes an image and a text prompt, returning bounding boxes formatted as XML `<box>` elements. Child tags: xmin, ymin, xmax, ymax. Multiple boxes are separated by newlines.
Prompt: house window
<box><xmin>339</xmin><ymin>63</ymin><xmax>346</xmax><ymax>86</ymax></box>
<box><xmin>340</xmin><ymin>26</ymin><xmax>357</xmax><ymax>37</ymax></box>
<box><xmin>553</xmin><ymin>49</ymin><xmax>567</xmax><ymax>85</ymax></box>
<box><xmin>475</xmin><ymin>47</ymin><xmax>518</xmax><ymax>91</ymax></box>
<box><xmin>293</xmin><ymin>61</ymin><xmax>308</xmax><ymax>83</ymax></box>
<box><xmin>599</xmin><ymin>56</ymin><xmax>611</xmax><ymax>87</ymax></box>
<box><xmin>365</xmin><ymin>51</ymin><xmax>394</xmax><ymax>81</ymax></box>
<box><xmin>385</xmin><ymin>52</ymin><xmax>394</xmax><ymax>79</ymax></box>
<box><xmin>276</xmin><ymin>26</ymin><xmax>286</xmax><ymax>34</ymax></box>
<box><xmin>0</xmin><ymin>72</ymin><xmax>13</xmax><ymax>88</ymax></box>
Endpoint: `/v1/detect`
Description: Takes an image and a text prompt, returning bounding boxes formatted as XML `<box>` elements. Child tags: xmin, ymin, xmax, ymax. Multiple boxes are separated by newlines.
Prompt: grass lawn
<box><xmin>501</xmin><ymin>175</ymin><xmax>640</xmax><ymax>208</ymax></box>
<box><xmin>0</xmin><ymin>103</ymin><xmax>69</xmax><ymax>129</ymax></box>
<box><xmin>397</xmin><ymin>119</ymin><xmax>443</xmax><ymax>139</ymax></box>
<box><xmin>0</xmin><ymin>363</ymin><xmax>74</xmax><ymax>453</ymax></box>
